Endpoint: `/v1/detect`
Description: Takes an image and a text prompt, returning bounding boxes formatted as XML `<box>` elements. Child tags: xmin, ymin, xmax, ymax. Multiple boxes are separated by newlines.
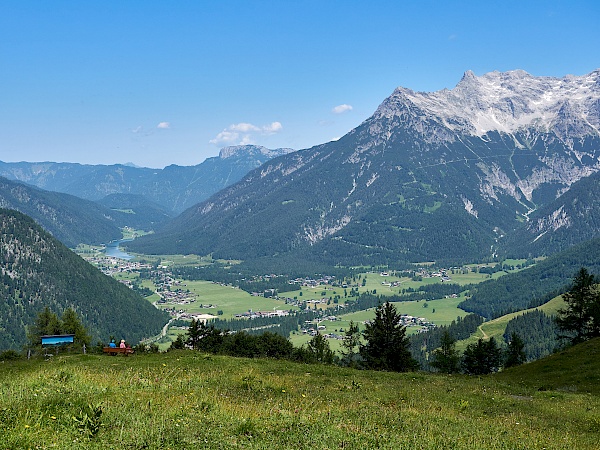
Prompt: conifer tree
<box><xmin>27</xmin><ymin>307</ymin><xmax>62</xmax><ymax>346</ymax></box>
<box><xmin>360</xmin><ymin>302</ymin><xmax>418</xmax><ymax>372</ymax></box>
<box><xmin>186</xmin><ymin>319</ymin><xmax>202</xmax><ymax>350</ymax></box>
<box><xmin>61</xmin><ymin>308</ymin><xmax>91</xmax><ymax>347</ymax></box>
<box><xmin>462</xmin><ymin>337</ymin><xmax>502</xmax><ymax>375</ymax></box>
<box><xmin>504</xmin><ymin>332</ymin><xmax>526</xmax><ymax>368</ymax></box>
<box><xmin>556</xmin><ymin>267</ymin><xmax>600</xmax><ymax>344</ymax></box>
<box><xmin>340</xmin><ymin>321</ymin><xmax>361</xmax><ymax>367</ymax></box>
<box><xmin>306</xmin><ymin>333</ymin><xmax>335</xmax><ymax>364</ymax></box>
<box><xmin>430</xmin><ymin>330</ymin><xmax>460</xmax><ymax>374</ymax></box>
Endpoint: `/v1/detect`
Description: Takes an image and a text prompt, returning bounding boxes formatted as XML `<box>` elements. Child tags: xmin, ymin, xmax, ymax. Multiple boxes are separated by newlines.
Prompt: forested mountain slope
<box><xmin>0</xmin><ymin>209</ymin><xmax>168</xmax><ymax>350</ymax></box>
<box><xmin>459</xmin><ymin>237</ymin><xmax>600</xmax><ymax>318</ymax></box>
<box><xmin>0</xmin><ymin>176</ymin><xmax>123</xmax><ymax>247</ymax></box>
<box><xmin>502</xmin><ymin>169</ymin><xmax>600</xmax><ymax>257</ymax></box>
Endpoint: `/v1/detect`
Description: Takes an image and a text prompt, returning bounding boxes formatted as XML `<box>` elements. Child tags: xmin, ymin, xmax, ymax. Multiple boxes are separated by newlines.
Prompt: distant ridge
<box><xmin>0</xmin><ymin>176</ymin><xmax>123</xmax><ymax>247</ymax></box>
<box><xmin>0</xmin><ymin>145</ymin><xmax>294</xmax><ymax>214</ymax></box>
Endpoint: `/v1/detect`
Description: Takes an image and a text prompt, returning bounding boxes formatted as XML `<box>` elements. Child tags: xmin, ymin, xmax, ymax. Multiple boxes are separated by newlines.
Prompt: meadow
<box><xmin>1</xmin><ymin>339</ymin><xmax>599</xmax><ymax>449</ymax></box>
<box><xmin>458</xmin><ymin>296</ymin><xmax>566</xmax><ymax>350</ymax></box>
<box><xmin>289</xmin><ymin>296</ymin><xmax>469</xmax><ymax>352</ymax></box>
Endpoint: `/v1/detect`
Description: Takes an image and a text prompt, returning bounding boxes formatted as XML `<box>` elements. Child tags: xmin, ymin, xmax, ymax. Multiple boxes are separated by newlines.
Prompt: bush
<box><xmin>0</xmin><ymin>350</ymin><xmax>21</xmax><ymax>361</ymax></box>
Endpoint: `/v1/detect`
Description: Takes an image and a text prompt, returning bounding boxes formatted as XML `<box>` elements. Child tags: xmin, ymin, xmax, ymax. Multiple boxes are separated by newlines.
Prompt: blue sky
<box><xmin>1</xmin><ymin>1</ymin><xmax>599</xmax><ymax>168</ymax></box>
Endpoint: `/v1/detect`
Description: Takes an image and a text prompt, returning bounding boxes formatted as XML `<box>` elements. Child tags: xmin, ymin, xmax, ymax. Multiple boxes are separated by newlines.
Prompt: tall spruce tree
<box><xmin>61</xmin><ymin>308</ymin><xmax>91</xmax><ymax>347</ymax></box>
<box><xmin>556</xmin><ymin>267</ymin><xmax>600</xmax><ymax>344</ymax></box>
<box><xmin>430</xmin><ymin>330</ymin><xmax>460</xmax><ymax>374</ymax></box>
<box><xmin>462</xmin><ymin>338</ymin><xmax>502</xmax><ymax>375</ymax></box>
<box><xmin>27</xmin><ymin>307</ymin><xmax>63</xmax><ymax>346</ymax></box>
<box><xmin>504</xmin><ymin>332</ymin><xmax>526</xmax><ymax>368</ymax></box>
<box><xmin>305</xmin><ymin>333</ymin><xmax>335</xmax><ymax>364</ymax></box>
<box><xmin>186</xmin><ymin>319</ymin><xmax>202</xmax><ymax>350</ymax></box>
<box><xmin>340</xmin><ymin>321</ymin><xmax>361</xmax><ymax>368</ymax></box>
<box><xmin>360</xmin><ymin>302</ymin><xmax>418</xmax><ymax>372</ymax></box>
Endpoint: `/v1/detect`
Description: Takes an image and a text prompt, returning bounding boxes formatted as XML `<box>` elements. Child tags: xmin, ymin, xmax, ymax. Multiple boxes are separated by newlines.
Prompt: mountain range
<box><xmin>0</xmin><ymin>145</ymin><xmax>293</xmax><ymax>215</ymax></box>
<box><xmin>129</xmin><ymin>69</ymin><xmax>600</xmax><ymax>266</ymax></box>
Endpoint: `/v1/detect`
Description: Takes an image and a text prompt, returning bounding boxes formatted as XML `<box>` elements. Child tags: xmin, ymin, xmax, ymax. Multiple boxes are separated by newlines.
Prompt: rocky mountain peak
<box><xmin>218</xmin><ymin>145</ymin><xmax>294</xmax><ymax>159</ymax></box>
<box><xmin>371</xmin><ymin>69</ymin><xmax>600</xmax><ymax>142</ymax></box>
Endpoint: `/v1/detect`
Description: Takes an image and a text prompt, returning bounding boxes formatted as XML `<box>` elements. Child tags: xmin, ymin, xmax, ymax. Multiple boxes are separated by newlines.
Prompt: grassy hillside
<box><xmin>1</xmin><ymin>340</ymin><xmax>599</xmax><ymax>449</ymax></box>
<box><xmin>496</xmin><ymin>337</ymin><xmax>600</xmax><ymax>395</ymax></box>
<box><xmin>475</xmin><ymin>296</ymin><xmax>565</xmax><ymax>342</ymax></box>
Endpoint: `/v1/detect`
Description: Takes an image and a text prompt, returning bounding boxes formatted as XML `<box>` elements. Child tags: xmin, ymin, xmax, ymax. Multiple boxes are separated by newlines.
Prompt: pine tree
<box><xmin>430</xmin><ymin>330</ymin><xmax>460</xmax><ymax>374</ymax></box>
<box><xmin>306</xmin><ymin>333</ymin><xmax>335</xmax><ymax>364</ymax></box>
<box><xmin>61</xmin><ymin>308</ymin><xmax>91</xmax><ymax>347</ymax></box>
<box><xmin>169</xmin><ymin>333</ymin><xmax>186</xmax><ymax>350</ymax></box>
<box><xmin>556</xmin><ymin>267</ymin><xmax>600</xmax><ymax>344</ymax></box>
<box><xmin>360</xmin><ymin>302</ymin><xmax>418</xmax><ymax>372</ymax></box>
<box><xmin>186</xmin><ymin>319</ymin><xmax>202</xmax><ymax>350</ymax></box>
<box><xmin>462</xmin><ymin>338</ymin><xmax>502</xmax><ymax>375</ymax></box>
<box><xmin>27</xmin><ymin>307</ymin><xmax>62</xmax><ymax>346</ymax></box>
<box><xmin>340</xmin><ymin>321</ymin><xmax>361</xmax><ymax>367</ymax></box>
<box><xmin>504</xmin><ymin>332</ymin><xmax>526</xmax><ymax>368</ymax></box>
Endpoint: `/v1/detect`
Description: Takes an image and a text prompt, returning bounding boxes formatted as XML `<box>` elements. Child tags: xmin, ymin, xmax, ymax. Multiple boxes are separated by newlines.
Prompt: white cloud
<box><xmin>262</xmin><ymin>121</ymin><xmax>283</xmax><ymax>134</ymax></box>
<box><xmin>210</xmin><ymin>121</ymin><xmax>283</xmax><ymax>146</ymax></box>
<box><xmin>239</xmin><ymin>134</ymin><xmax>255</xmax><ymax>145</ymax></box>
<box><xmin>332</xmin><ymin>104</ymin><xmax>353</xmax><ymax>114</ymax></box>
<box><xmin>157</xmin><ymin>122</ymin><xmax>171</xmax><ymax>129</ymax></box>
<box><xmin>230</xmin><ymin>122</ymin><xmax>260</xmax><ymax>132</ymax></box>
<box><xmin>132</xmin><ymin>125</ymin><xmax>143</xmax><ymax>133</ymax></box>
<box><xmin>209</xmin><ymin>130</ymin><xmax>239</xmax><ymax>145</ymax></box>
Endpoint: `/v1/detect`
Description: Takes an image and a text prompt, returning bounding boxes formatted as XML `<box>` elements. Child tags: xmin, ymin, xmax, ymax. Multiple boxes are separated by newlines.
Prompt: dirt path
<box><xmin>478</xmin><ymin>324</ymin><xmax>489</xmax><ymax>339</ymax></box>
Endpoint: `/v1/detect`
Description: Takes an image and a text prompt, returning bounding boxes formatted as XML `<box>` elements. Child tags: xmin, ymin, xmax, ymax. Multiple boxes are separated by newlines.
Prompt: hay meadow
<box><xmin>1</xmin><ymin>339</ymin><xmax>599</xmax><ymax>449</ymax></box>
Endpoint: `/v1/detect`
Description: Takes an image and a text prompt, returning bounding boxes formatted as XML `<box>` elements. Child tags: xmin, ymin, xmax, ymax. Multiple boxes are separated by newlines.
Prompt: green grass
<box><xmin>463</xmin><ymin>296</ymin><xmax>566</xmax><ymax>347</ymax></box>
<box><xmin>496</xmin><ymin>337</ymin><xmax>600</xmax><ymax>395</ymax></box>
<box><xmin>1</xmin><ymin>340</ymin><xmax>599</xmax><ymax>449</ymax></box>
<box><xmin>154</xmin><ymin>280</ymin><xmax>294</xmax><ymax>319</ymax></box>
<box><xmin>289</xmin><ymin>296</ymin><xmax>475</xmax><ymax>353</ymax></box>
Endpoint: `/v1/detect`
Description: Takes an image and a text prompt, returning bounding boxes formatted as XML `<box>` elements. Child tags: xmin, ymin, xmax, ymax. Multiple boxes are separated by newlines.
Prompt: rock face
<box><xmin>218</xmin><ymin>145</ymin><xmax>293</xmax><ymax>159</ymax></box>
<box><xmin>122</xmin><ymin>69</ymin><xmax>600</xmax><ymax>265</ymax></box>
<box><xmin>374</xmin><ymin>69</ymin><xmax>600</xmax><ymax>141</ymax></box>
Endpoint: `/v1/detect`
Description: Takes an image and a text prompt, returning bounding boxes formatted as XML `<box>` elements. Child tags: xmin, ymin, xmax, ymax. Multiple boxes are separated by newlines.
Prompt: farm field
<box><xmin>279</xmin><ymin>262</ymin><xmax>528</xmax><ymax>301</ymax></box>
<box><xmin>290</xmin><ymin>296</ymin><xmax>469</xmax><ymax>352</ymax></box>
<box><xmin>153</xmin><ymin>280</ymin><xmax>294</xmax><ymax>319</ymax></box>
<box><xmin>1</xmin><ymin>340</ymin><xmax>599</xmax><ymax>449</ymax></box>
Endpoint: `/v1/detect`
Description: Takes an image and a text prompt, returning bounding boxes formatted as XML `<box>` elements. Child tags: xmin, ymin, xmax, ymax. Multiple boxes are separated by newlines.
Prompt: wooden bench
<box><xmin>103</xmin><ymin>347</ymin><xmax>134</xmax><ymax>356</ymax></box>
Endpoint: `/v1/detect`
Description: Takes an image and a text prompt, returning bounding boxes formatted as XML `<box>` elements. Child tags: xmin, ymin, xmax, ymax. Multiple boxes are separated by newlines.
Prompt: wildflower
<box><xmin>24</xmin><ymin>425</ymin><xmax>30</xmax><ymax>429</ymax></box>
<box><xmin>51</xmin><ymin>416</ymin><xmax>57</xmax><ymax>420</ymax></box>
